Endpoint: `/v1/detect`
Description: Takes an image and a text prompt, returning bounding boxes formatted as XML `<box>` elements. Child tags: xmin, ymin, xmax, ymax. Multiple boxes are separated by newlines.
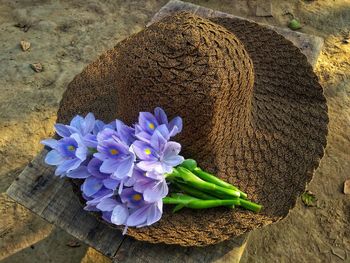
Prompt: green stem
<box><xmin>175</xmin><ymin>167</ymin><xmax>241</xmax><ymax>198</ymax></box>
<box><xmin>163</xmin><ymin>197</ymin><xmax>240</xmax><ymax>209</ymax></box>
<box><xmin>238</xmin><ymin>198</ymin><xmax>262</xmax><ymax>213</ymax></box>
<box><xmin>192</xmin><ymin>167</ymin><xmax>248</xmax><ymax>199</ymax></box>
<box><xmin>173</xmin><ymin>182</ymin><xmax>217</xmax><ymax>200</ymax></box>
<box><xmin>178</xmin><ymin>160</ymin><xmax>248</xmax><ymax>199</ymax></box>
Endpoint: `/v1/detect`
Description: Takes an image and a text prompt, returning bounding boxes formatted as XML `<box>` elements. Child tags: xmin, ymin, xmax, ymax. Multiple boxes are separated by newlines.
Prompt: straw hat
<box><xmin>57</xmin><ymin>12</ymin><xmax>328</xmax><ymax>246</ymax></box>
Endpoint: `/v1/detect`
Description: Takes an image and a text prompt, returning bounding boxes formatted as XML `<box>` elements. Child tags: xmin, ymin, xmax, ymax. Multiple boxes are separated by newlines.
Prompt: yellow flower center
<box><xmin>110</xmin><ymin>149</ymin><xmax>119</xmax><ymax>155</ymax></box>
<box><xmin>144</xmin><ymin>148</ymin><xmax>151</xmax><ymax>155</ymax></box>
<box><xmin>132</xmin><ymin>194</ymin><xmax>142</xmax><ymax>201</ymax></box>
<box><xmin>68</xmin><ymin>145</ymin><xmax>75</xmax><ymax>151</ymax></box>
<box><xmin>148</xmin><ymin>122</ymin><xmax>155</xmax><ymax>130</ymax></box>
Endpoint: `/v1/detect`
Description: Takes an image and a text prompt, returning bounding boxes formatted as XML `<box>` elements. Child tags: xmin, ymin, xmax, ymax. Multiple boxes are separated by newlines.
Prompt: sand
<box><xmin>0</xmin><ymin>0</ymin><xmax>349</xmax><ymax>262</ymax></box>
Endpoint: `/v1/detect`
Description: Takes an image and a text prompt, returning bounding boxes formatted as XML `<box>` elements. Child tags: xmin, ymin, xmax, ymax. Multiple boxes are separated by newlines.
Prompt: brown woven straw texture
<box><xmin>57</xmin><ymin>12</ymin><xmax>328</xmax><ymax>246</ymax></box>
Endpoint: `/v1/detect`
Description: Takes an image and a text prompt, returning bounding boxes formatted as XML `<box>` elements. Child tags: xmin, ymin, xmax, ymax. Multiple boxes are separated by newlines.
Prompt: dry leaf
<box><xmin>343</xmin><ymin>179</ymin><xmax>350</xmax><ymax>194</ymax></box>
<box><xmin>66</xmin><ymin>240</ymin><xmax>81</xmax><ymax>248</ymax></box>
<box><xmin>30</xmin><ymin>63</ymin><xmax>43</xmax><ymax>73</ymax></box>
<box><xmin>20</xmin><ymin>40</ymin><xmax>31</xmax><ymax>51</ymax></box>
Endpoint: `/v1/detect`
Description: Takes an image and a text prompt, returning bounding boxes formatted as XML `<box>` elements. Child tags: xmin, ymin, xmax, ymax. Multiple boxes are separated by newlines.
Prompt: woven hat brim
<box><xmin>57</xmin><ymin>16</ymin><xmax>328</xmax><ymax>246</ymax></box>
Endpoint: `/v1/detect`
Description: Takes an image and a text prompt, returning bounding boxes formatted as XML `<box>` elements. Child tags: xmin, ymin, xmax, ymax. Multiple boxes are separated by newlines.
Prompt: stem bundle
<box><xmin>164</xmin><ymin>159</ymin><xmax>262</xmax><ymax>213</ymax></box>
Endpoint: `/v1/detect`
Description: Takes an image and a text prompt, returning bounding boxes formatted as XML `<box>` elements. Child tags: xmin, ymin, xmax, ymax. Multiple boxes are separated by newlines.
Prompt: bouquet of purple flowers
<box><xmin>42</xmin><ymin>107</ymin><xmax>261</xmax><ymax>233</ymax></box>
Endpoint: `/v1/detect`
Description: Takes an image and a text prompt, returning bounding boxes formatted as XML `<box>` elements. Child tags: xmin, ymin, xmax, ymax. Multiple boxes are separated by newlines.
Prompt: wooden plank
<box><xmin>6</xmin><ymin>149</ymin><xmax>124</xmax><ymax>257</ymax></box>
<box><xmin>114</xmin><ymin>235</ymin><xmax>248</xmax><ymax>263</ymax></box>
<box><xmin>5</xmin><ymin>1</ymin><xmax>324</xmax><ymax>262</ymax></box>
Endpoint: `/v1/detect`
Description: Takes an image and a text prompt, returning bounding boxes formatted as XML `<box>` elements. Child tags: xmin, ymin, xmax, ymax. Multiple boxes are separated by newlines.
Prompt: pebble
<box><xmin>288</xmin><ymin>19</ymin><xmax>302</xmax><ymax>30</ymax></box>
<box><xmin>30</xmin><ymin>63</ymin><xmax>43</xmax><ymax>73</ymax></box>
<box><xmin>343</xmin><ymin>179</ymin><xmax>350</xmax><ymax>194</ymax></box>
<box><xmin>20</xmin><ymin>40</ymin><xmax>31</xmax><ymax>51</ymax></box>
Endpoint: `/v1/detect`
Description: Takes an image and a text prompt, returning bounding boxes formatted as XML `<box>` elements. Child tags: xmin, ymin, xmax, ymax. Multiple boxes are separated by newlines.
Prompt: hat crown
<box><xmin>115</xmin><ymin>13</ymin><xmax>255</xmax><ymax>161</ymax></box>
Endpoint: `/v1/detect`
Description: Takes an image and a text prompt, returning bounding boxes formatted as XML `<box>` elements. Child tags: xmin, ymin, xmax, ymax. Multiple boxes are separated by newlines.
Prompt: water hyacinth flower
<box><xmin>132</xmin><ymin>169</ymin><xmax>169</xmax><ymax>202</ymax></box>
<box><xmin>94</xmin><ymin>128</ymin><xmax>136</xmax><ymax>180</ymax></box>
<box><xmin>133</xmin><ymin>126</ymin><xmax>184</xmax><ymax>174</ymax></box>
<box><xmin>120</xmin><ymin>187</ymin><xmax>145</xmax><ymax>208</ymax></box>
<box><xmin>42</xmin><ymin>136</ymin><xmax>86</xmax><ymax>176</ymax></box>
<box><xmin>54</xmin><ymin>113</ymin><xmax>96</xmax><ymax>138</ymax></box>
<box><xmin>135</xmin><ymin>107</ymin><xmax>183</xmax><ymax>143</ymax></box>
<box><xmin>42</xmin><ymin>108</ymin><xmax>187</xmax><ymax>230</ymax></box>
<box><xmin>127</xmin><ymin>200</ymin><xmax>163</xmax><ymax>227</ymax></box>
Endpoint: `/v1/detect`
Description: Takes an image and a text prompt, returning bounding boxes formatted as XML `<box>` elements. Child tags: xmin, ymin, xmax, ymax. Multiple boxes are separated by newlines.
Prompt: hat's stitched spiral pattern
<box><xmin>58</xmin><ymin>13</ymin><xmax>328</xmax><ymax>246</ymax></box>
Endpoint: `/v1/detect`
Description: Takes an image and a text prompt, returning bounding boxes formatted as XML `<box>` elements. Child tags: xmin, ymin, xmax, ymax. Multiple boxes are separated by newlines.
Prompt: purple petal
<box><xmin>83</xmin><ymin>134</ymin><xmax>98</xmax><ymax>148</ymax></box>
<box><xmin>112</xmin><ymin>157</ymin><xmax>135</xmax><ymax>179</ymax></box>
<box><xmin>133</xmin><ymin>175</ymin><xmax>154</xmax><ymax>193</ymax></box>
<box><xmin>83</xmin><ymin>113</ymin><xmax>95</xmax><ymax>135</ymax></box>
<box><xmin>70</xmin><ymin>115</ymin><xmax>84</xmax><ymax>133</ymax></box>
<box><xmin>102</xmin><ymin>211</ymin><xmax>112</xmax><ymax>223</ymax></box>
<box><xmin>41</xmin><ymin>139</ymin><xmax>58</xmax><ymax>149</ymax></box>
<box><xmin>162</xmin><ymin>141</ymin><xmax>181</xmax><ymax>159</ymax></box>
<box><xmin>150</xmin><ymin>127</ymin><xmax>168</xmax><ymax>152</ymax></box>
<box><xmin>87</xmin><ymin>158</ymin><xmax>109</xmax><ymax>178</ymax></box>
<box><xmin>111</xmin><ymin>205</ymin><xmax>129</xmax><ymax>225</ymax></box>
<box><xmin>103</xmin><ymin>178</ymin><xmax>120</xmax><ymax>189</ymax></box>
<box><xmin>100</xmin><ymin>159</ymin><xmax>122</xmax><ymax>174</ymax></box>
<box><xmin>135</xmin><ymin>130</ymin><xmax>152</xmax><ymax>143</ymax></box>
<box><xmin>54</xmin><ymin>124</ymin><xmax>71</xmax><ymax>137</ymax></box>
<box><xmin>97</xmin><ymin>128</ymin><xmax>118</xmax><ymax>143</ymax></box>
<box><xmin>45</xmin><ymin>150</ymin><xmax>64</xmax><ymax>165</ymax></box>
<box><xmin>71</xmin><ymin>133</ymin><xmax>87</xmax><ymax>161</ymax></box>
<box><xmin>97</xmin><ymin>138</ymin><xmax>129</xmax><ymax>158</ymax></box>
<box><xmin>67</xmin><ymin>166</ymin><xmax>90</xmax><ymax>178</ymax></box>
<box><xmin>96</xmin><ymin>197</ymin><xmax>118</xmax><ymax>211</ymax></box>
<box><xmin>132</xmin><ymin>141</ymin><xmax>158</xmax><ymax>161</ymax></box>
<box><xmin>136</xmin><ymin>160</ymin><xmax>160</xmax><ymax>172</ymax></box>
<box><xmin>82</xmin><ymin>176</ymin><xmax>103</xmax><ymax>197</ymax></box>
<box><xmin>143</xmin><ymin>180</ymin><xmax>168</xmax><ymax>202</ymax></box>
<box><xmin>146</xmin><ymin>201</ymin><xmax>162</xmax><ymax>226</ymax></box>
<box><xmin>56</xmin><ymin>137</ymin><xmax>78</xmax><ymax>158</ymax></box>
<box><xmin>146</xmin><ymin>171</ymin><xmax>164</xmax><ymax>180</ymax></box>
<box><xmin>126</xmin><ymin>205</ymin><xmax>149</xmax><ymax>227</ymax></box>
<box><xmin>127</xmin><ymin>202</ymin><xmax>162</xmax><ymax>227</ymax></box>
<box><xmin>116</xmin><ymin>120</ymin><xmax>135</xmax><ymax>146</ymax></box>
<box><xmin>138</xmin><ymin>112</ymin><xmax>158</xmax><ymax>133</ymax></box>
<box><xmin>168</xmin><ymin>117</ymin><xmax>183</xmax><ymax>136</ymax></box>
<box><xmin>154</xmin><ymin>107</ymin><xmax>168</xmax><ymax>125</ymax></box>
<box><xmin>86</xmin><ymin>189</ymin><xmax>113</xmax><ymax>205</ymax></box>
<box><xmin>55</xmin><ymin>158</ymin><xmax>81</xmax><ymax>175</ymax></box>
<box><xmin>163</xmin><ymin>154</ymin><xmax>184</xmax><ymax>168</ymax></box>
<box><xmin>84</xmin><ymin>204</ymin><xmax>99</xmax><ymax>212</ymax></box>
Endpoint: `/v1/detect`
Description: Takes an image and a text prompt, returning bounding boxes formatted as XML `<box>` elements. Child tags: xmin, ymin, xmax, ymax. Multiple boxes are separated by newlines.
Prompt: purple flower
<box><xmin>41</xmin><ymin>108</ymin><xmax>186</xmax><ymax>230</ymax></box>
<box><xmin>126</xmin><ymin>200</ymin><xmax>163</xmax><ymax>227</ymax></box>
<box><xmin>135</xmin><ymin>107</ymin><xmax>182</xmax><ymax>142</ymax></box>
<box><xmin>54</xmin><ymin>113</ymin><xmax>96</xmax><ymax>138</ymax></box>
<box><xmin>132</xmin><ymin>170</ymin><xmax>168</xmax><ymax>202</ymax></box>
<box><xmin>111</xmin><ymin>203</ymin><xmax>129</xmax><ymax>225</ymax></box>
<box><xmin>96</xmin><ymin>197</ymin><xmax>119</xmax><ymax>211</ymax></box>
<box><xmin>87</xmin><ymin>157</ymin><xmax>124</xmax><ymax>193</ymax></box>
<box><xmin>67</xmin><ymin>166</ymin><xmax>90</xmax><ymax>179</ymax></box>
<box><xmin>133</xmin><ymin>127</ymin><xmax>184</xmax><ymax>174</ymax></box>
<box><xmin>116</xmin><ymin>120</ymin><xmax>135</xmax><ymax>146</ymax></box>
<box><xmin>84</xmin><ymin>187</ymin><xmax>114</xmax><ymax>211</ymax></box>
<box><xmin>42</xmin><ymin>136</ymin><xmax>86</xmax><ymax>176</ymax></box>
<box><xmin>87</xmin><ymin>158</ymin><xmax>109</xmax><ymax>179</ymax></box>
<box><xmin>94</xmin><ymin>129</ymin><xmax>135</xmax><ymax>180</ymax></box>
<box><xmin>120</xmin><ymin>188</ymin><xmax>144</xmax><ymax>208</ymax></box>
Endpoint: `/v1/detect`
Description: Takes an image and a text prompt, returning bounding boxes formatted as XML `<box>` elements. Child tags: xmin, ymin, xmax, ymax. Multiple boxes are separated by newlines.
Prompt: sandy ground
<box><xmin>0</xmin><ymin>0</ymin><xmax>349</xmax><ymax>262</ymax></box>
